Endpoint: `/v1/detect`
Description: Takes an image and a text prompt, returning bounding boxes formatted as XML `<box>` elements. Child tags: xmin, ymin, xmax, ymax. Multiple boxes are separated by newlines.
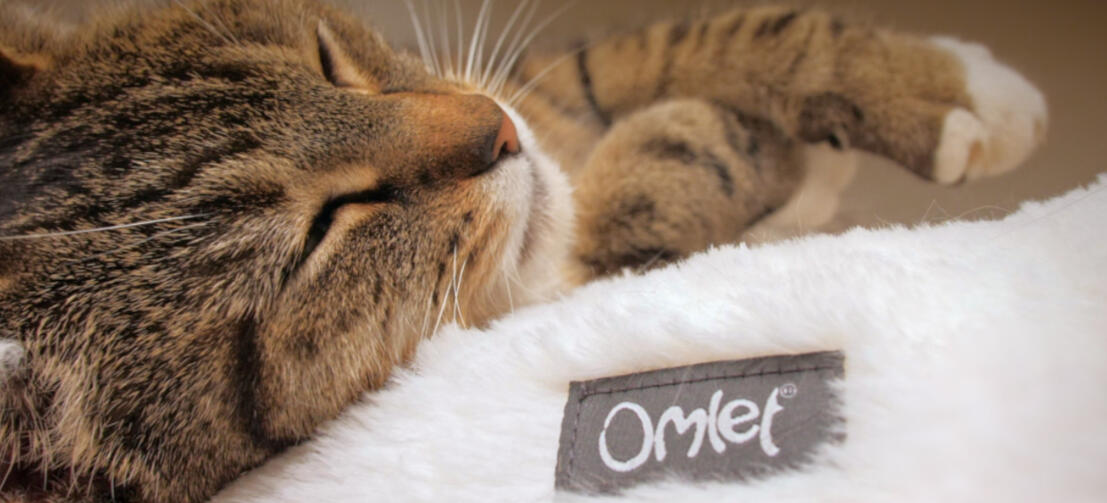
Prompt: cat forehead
<box><xmin>61</xmin><ymin>0</ymin><xmax>395</xmax><ymax>67</ymax></box>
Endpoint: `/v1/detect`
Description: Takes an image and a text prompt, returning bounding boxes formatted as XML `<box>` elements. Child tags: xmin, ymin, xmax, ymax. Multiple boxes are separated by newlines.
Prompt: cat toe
<box><xmin>933</xmin><ymin>108</ymin><xmax>987</xmax><ymax>184</ymax></box>
<box><xmin>931</xmin><ymin>36</ymin><xmax>1048</xmax><ymax>182</ymax></box>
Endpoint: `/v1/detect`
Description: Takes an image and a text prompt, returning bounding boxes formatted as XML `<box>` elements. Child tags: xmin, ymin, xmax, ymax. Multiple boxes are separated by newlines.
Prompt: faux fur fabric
<box><xmin>214</xmin><ymin>175</ymin><xmax>1107</xmax><ymax>503</ymax></box>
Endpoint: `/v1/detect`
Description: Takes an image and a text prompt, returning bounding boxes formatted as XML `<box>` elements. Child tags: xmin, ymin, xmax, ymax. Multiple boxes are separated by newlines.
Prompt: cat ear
<box><xmin>0</xmin><ymin>45</ymin><xmax>47</xmax><ymax>97</ymax></box>
<box><xmin>316</xmin><ymin>21</ymin><xmax>377</xmax><ymax>92</ymax></box>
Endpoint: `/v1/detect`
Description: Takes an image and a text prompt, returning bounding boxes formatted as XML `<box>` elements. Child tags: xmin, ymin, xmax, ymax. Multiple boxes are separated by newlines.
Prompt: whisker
<box><xmin>450</xmin><ymin>246</ymin><xmax>462</xmax><ymax>326</ymax></box>
<box><xmin>493</xmin><ymin>0</ymin><xmax>578</xmax><ymax>96</ymax></box>
<box><xmin>437</xmin><ymin>0</ymin><xmax>455</xmax><ymax>78</ymax></box>
<box><xmin>488</xmin><ymin>0</ymin><xmax>541</xmax><ymax>93</ymax></box>
<box><xmin>0</xmin><ymin>214</ymin><xmax>211</xmax><ymax>241</ymax></box>
<box><xmin>403</xmin><ymin>0</ymin><xmax>435</xmax><ymax>73</ymax></box>
<box><xmin>508</xmin><ymin>43</ymin><xmax>590</xmax><ymax>106</ymax></box>
<box><xmin>431</xmin><ymin>287</ymin><xmax>449</xmax><ymax>336</ymax></box>
<box><xmin>474</xmin><ymin>0</ymin><xmax>496</xmax><ymax>87</ymax></box>
<box><xmin>464</xmin><ymin>0</ymin><xmax>493</xmax><ymax>82</ymax></box>
<box><xmin>431</xmin><ymin>244</ymin><xmax>457</xmax><ymax>336</ymax></box>
<box><xmin>506</xmin><ymin>266</ymin><xmax>547</xmax><ymax>300</ymax></box>
<box><xmin>197</xmin><ymin>1</ymin><xmax>241</xmax><ymax>45</ymax></box>
<box><xmin>454</xmin><ymin>255</ymin><xmax>469</xmax><ymax>328</ymax></box>
<box><xmin>951</xmin><ymin>205</ymin><xmax>1010</xmax><ymax>222</ymax></box>
<box><xmin>421</xmin><ymin>0</ymin><xmax>443</xmax><ymax>77</ymax></box>
<box><xmin>171</xmin><ymin>0</ymin><xmax>235</xmax><ymax>46</ymax></box>
<box><xmin>502</xmin><ymin>274</ymin><xmax>515</xmax><ymax>313</ymax></box>
<box><xmin>419</xmin><ymin>290</ymin><xmax>434</xmax><ymax>340</ymax></box>
<box><xmin>454</xmin><ymin>0</ymin><xmax>464</xmax><ymax>80</ymax></box>
<box><xmin>70</xmin><ymin>222</ymin><xmax>209</xmax><ymax>264</ymax></box>
<box><xmin>635</xmin><ymin>250</ymin><xmax>666</xmax><ymax>274</ymax></box>
<box><xmin>482</xmin><ymin>0</ymin><xmax>532</xmax><ymax>88</ymax></box>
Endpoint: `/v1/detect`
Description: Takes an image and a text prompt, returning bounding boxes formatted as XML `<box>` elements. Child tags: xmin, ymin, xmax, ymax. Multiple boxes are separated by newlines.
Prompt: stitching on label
<box><xmin>564</xmin><ymin>364</ymin><xmax>839</xmax><ymax>483</ymax></box>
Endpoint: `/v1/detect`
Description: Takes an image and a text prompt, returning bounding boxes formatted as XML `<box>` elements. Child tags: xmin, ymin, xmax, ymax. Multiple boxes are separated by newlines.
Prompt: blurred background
<box><xmin>20</xmin><ymin>0</ymin><xmax>1107</xmax><ymax>230</ymax></box>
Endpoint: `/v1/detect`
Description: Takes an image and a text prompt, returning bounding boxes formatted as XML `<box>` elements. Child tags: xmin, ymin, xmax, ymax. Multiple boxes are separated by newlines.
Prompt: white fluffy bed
<box><xmin>214</xmin><ymin>174</ymin><xmax>1107</xmax><ymax>503</ymax></box>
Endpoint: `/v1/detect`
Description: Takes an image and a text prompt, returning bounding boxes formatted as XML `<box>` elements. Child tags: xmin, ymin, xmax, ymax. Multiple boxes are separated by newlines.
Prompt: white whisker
<box><xmin>482</xmin><ymin>0</ymin><xmax>532</xmax><ymax>88</ymax></box>
<box><xmin>454</xmin><ymin>0</ymin><xmax>464</xmax><ymax>80</ymax></box>
<box><xmin>506</xmin><ymin>266</ymin><xmax>546</xmax><ymax>300</ymax></box>
<box><xmin>421</xmin><ymin>0</ymin><xmax>443</xmax><ymax>77</ymax></box>
<box><xmin>437</xmin><ymin>0</ymin><xmax>455</xmax><ymax>78</ymax></box>
<box><xmin>171</xmin><ymin>0</ymin><xmax>235</xmax><ymax>46</ymax></box>
<box><xmin>503</xmin><ymin>274</ymin><xmax>515</xmax><ymax>313</ymax></box>
<box><xmin>197</xmin><ymin>1</ymin><xmax>241</xmax><ymax>45</ymax></box>
<box><xmin>450</xmin><ymin>246</ymin><xmax>462</xmax><ymax>326</ymax></box>
<box><xmin>403</xmin><ymin>0</ymin><xmax>435</xmax><ymax>73</ymax></box>
<box><xmin>431</xmin><ymin>273</ymin><xmax>451</xmax><ymax>338</ymax></box>
<box><xmin>0</xmin><ymin>214</ymin><xmax>211</xmax><ymax>241</ymax></box>
<box><xmin>454</xmin><ymin>255</ymin><xmax>469</xmax><ymax>327</ymax></box>
<box><xmin>508</xmin><ymin>44</ymin><xmax>588</xmax><ymax>106</ymax></box>
<box><xmin>70</xmin><ymin>222</ymin><xmax>209</xmax><ymax>264</ymax></box>
<box><xmin>474</xmin><ymin>0</ymin><xmax>496</xmax><ymax>87</ymax></box>
<box><xmin>419</xmin><ymin>290</ymin><xmax>434</xmax><ymax>340</ymax></box>
<box><xmin>493</xmin><ymin>0</ymin><xmax>578</xmax><ymax>95</ymax></box>
<box><xmin>489</xmin><ymin>0</ymin><xmax>541</xmax><ymax>93</ymax></box>
<box><xmin>464</xmin><ymin>0</ymin><xmax>493</xmax><ymax>82</ymax></box>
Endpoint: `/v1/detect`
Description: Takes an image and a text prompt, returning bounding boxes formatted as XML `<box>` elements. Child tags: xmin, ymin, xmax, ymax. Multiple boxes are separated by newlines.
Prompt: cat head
<box><xmin>0</xmin><ymin>0</ymin><xmax>571</xmax><ymax>499</ymax></box>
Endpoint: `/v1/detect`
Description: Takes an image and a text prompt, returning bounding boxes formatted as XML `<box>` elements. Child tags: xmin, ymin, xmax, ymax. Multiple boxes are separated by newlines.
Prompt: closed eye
<box><xmin>296</xmin><ymin>184</ymin><xmax>399</xmax><ymax>270</ymax></box>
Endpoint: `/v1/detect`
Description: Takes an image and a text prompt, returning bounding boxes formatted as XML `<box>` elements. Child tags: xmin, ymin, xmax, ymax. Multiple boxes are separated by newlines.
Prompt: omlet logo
<box><xmin>597</xmin><ymin>387</ymin><xmax>789</xmax><ymax>473</ymax></box>
<box><xmin>555</xmin><ymin>354</ymin><xmax>843</xmax><ymax>494</ymax></box>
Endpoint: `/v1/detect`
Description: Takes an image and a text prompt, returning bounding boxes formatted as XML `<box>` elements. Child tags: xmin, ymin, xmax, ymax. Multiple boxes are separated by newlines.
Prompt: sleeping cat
<box><xmin>0</xmin><ymin>0</ymin><xmax>1045</xmax><ymax>501</ymax></box>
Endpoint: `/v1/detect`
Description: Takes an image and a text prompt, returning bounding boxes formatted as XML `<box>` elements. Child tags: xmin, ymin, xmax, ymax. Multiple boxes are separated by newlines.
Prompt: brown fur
<box><xmin>512</xmin><ymin>6</ymin><xmax>975</xmax><ymax>278</ymax></box>
<box><xmin>0</xmin><ymin>1</ymin><xmax>529</xmax><ymax>501</ymax></box>
<box><xmin>0</xmin><ymin>1</ymin><xmax>1033</xmax><ymax>502</ymax></box>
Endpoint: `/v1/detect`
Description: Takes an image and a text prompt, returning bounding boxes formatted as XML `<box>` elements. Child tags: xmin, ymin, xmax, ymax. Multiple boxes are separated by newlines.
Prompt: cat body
<box><xmin>0</xmin><ymin>1</ymin><xmax>1045</xmax><ymax>501</ymax></box>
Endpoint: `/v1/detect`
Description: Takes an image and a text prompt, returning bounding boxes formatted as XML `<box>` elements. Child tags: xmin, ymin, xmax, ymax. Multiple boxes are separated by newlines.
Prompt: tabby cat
<box><xmin>0</xmin><ymin>0</ymin><xmax>1045</xmax><ymax>501</ymax></box>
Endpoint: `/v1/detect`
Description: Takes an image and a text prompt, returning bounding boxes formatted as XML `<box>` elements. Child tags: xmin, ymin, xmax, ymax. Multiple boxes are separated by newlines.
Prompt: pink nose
<box><xmin>491</xmin><ymin>112</ymin><xmax>520</xmax><ymax>162</ymax></box>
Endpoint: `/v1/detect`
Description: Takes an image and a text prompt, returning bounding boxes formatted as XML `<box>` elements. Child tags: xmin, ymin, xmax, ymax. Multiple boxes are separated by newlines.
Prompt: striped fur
<box><xmin>0</xmin><ymin>1</ymin><xmax>1045</xmax><ymax>502</ymax></box>
<box><xmin>0</xmin><ymin>1</ymin><xmax>554</xmax><ymax>501</ymax></box>
<box><xmin>509</xmin><ymin>6</ymin><xmax>1027</xmax><ymax>277</ymax></box>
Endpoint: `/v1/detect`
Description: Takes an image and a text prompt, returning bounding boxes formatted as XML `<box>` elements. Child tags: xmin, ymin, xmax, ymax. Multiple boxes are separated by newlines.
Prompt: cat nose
<box><xmin>491</xmin><ymin>112</ymin><xmax>520</xmax><ymax>163</ymax></box>
<box><xmin>383</xmin><ymin>93</ymin><xmax>523</xmax><ymax>182</ymax></box>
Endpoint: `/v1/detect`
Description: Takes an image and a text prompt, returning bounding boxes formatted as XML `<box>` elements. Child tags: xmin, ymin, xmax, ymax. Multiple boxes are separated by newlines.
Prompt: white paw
<box><xmin>930</xmin><ymin>36</ymin><xmax>1048</xmax><ymax>183</ymax></box>
<box><xmin>933</xmin><ymin>108</ymin><xmax>988</xmax><ymax>184</ymax></box>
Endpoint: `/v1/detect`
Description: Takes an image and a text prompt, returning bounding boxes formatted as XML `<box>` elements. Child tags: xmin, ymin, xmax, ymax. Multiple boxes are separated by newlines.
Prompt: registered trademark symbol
<box><xmin>780</xmin><ymin>383</ymin><xmax>798</xmax><ymax>399</ymax></box>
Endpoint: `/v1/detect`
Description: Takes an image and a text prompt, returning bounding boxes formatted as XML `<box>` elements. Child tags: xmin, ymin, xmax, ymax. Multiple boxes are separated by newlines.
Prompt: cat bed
<box><xmin>214</xmin><ymin>174</ymin><xmax>1107</xmax><ymax>502</ymax></box>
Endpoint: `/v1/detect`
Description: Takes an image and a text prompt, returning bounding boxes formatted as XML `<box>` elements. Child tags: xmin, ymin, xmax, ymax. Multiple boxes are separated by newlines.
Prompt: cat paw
<box><xmin>930</xmin><ymin>37</ymin><xmax>1048</xmax><ymax>184</ymax></box>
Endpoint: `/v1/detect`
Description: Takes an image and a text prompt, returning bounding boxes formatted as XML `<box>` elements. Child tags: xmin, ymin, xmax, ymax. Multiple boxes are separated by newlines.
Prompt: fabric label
<box><xmin>554</xmin><ymin>351</ymin><xmax>844</xmax><ymax>494</ymax></box>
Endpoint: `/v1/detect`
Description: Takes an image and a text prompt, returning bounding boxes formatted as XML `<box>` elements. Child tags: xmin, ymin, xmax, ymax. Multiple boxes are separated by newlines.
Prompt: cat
<box><xmin>0</xmin><ymin>0</ymin><xmax>1045</xmax><ymax>501</ymax></box>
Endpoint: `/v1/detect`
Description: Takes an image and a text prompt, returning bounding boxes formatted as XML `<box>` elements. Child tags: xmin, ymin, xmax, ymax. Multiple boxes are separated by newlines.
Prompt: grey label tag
<box><xmin>554</xmin><ymin>352</ymin><xmax>844</xmax><ymax>494</ymax></box>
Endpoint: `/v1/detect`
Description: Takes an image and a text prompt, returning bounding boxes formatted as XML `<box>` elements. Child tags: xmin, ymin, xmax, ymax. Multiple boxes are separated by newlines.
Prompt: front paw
<box><xmin>930</xmin><ymin>37</ymin><xmax>1048</xmax><ymax>184</ymax></box>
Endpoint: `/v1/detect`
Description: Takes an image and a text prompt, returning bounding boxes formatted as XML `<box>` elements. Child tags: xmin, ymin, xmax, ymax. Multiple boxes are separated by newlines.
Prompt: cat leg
<box><xmin>791</xmin><ymin>40</ymin><xmax>1047</xmax><ymax>185</ymax></box>
<box><xmin>742</xmin><ymin>19</ymin><xmax>1048</xmax><ymax>185</ymax></box>
<box><xmin>742</xmin><ymin>143</ymin><xmax>858</xmax><ymax>244</ymax></box>
<box><xmin>518</xmin><ymin>7</ymin><xmax>1047</xmax><ymax>185</ymax></box>
<box><xmin>928</xmin><ymin>37</ymin><xmax>1048</xmax><ymax>182</ymax></box>
<box><xmin>569</xmin><ymin>99</ymin><xmax>802</xmax><ymax>281</ymax></box>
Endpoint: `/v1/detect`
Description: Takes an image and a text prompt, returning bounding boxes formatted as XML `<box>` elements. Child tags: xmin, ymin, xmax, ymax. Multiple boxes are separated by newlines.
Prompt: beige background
<box><xmin>27</xmin><ymin>0</ymin><xmax>1107</xmax><ymax>229</ymax></box>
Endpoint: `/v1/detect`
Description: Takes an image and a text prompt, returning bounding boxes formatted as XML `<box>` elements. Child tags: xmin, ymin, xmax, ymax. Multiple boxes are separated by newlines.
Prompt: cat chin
<box><xmin>472</xmin><ymin>103</ymin><xmax>575</xmax><ymax>319</ymax></box>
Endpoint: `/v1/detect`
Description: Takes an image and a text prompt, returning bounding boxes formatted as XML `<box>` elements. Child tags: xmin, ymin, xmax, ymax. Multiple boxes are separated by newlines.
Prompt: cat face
<box><xmin>0</xmin><ymin>0</ymin><xmax>571</xmax><ymax>499</ymax></box>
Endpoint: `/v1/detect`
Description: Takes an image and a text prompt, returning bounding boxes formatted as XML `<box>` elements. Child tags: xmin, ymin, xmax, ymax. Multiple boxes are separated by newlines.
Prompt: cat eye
<box><xmin>316</xmin><ymin>21</ymin><xmax>379</xmax><ymax>92</ymax></box>
<box><xmin>298</xmin><ymin>185</ymin><xmax>399</xmax><ymax>267</ymax></box>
